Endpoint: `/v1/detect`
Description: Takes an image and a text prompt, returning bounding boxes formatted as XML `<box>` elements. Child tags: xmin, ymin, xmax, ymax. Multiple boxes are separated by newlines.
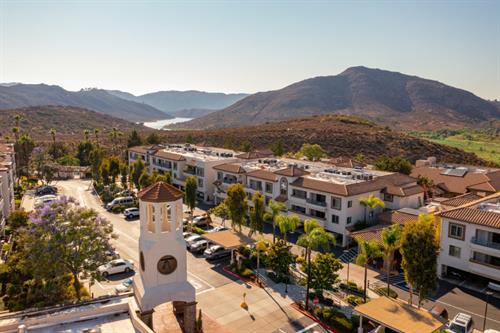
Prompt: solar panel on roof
<box><xmin>440</xmin><ymin>168</ymin><xmax>468</xmax><ymax>177</ymax></box>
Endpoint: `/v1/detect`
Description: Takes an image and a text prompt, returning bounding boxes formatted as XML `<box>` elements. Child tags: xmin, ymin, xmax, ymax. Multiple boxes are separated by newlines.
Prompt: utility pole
<box><xmin>483</xmin><ymin>291</ymin><xmax>493</xmax><ymax>331</ymax></box>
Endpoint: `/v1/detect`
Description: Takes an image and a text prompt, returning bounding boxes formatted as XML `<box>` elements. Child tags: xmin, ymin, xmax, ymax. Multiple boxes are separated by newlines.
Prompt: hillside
<box><xmin>0</xmin><ymin>106</ymin><xmax>155</xmax><ymax>142</ymax></box>
<box><xmin>0</xmin><ymin>84</ymin><xmax>168</xmax><ymax>122</ymax></box>
<box><xmin>160</xmin><ymin>115</ymin><xmax>493</xmax><ymax>166</ymax></box>
<box><xmin>107</xmin><ymin>90</ymin><xmax>248</xmax><ymax>115</ymax></box>
<box><xmin>171</xmin><ymin>66</ymin><xmax>500</xmax><ymax>130</ymax></box>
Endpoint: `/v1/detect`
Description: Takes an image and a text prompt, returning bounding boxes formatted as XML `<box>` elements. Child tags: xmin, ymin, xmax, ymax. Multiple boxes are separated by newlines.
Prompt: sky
<box><xmin>0</xmin><ymin>0</ymin><xmax>499</xmax><ymax>100</ymax></box>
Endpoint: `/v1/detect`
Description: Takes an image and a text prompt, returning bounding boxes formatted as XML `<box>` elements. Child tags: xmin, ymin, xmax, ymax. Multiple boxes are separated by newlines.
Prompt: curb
<box><xmin>222</xmin><ymin>266</ymin><xmax>260</xmax><ymax>288</ymax></box>
<box><xmin>290</xmin><ymin>302</ymin><xmax>340</xmax><ymax>333</ymax></box>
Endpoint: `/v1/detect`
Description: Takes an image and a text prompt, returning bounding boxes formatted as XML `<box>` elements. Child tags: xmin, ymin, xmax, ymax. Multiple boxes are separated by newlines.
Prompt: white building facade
<box><xmin>438</xmin><ymin>193</ymin><xmax>500</xmax><ymax>282</ymax></box>
<box><xmin>0</xmin><ymin>143</ymin><xmax>16</xmax><ymax>234</ymax></box>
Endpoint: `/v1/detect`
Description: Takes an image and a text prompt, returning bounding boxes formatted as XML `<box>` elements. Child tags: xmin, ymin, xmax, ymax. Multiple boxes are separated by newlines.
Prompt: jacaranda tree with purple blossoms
<box><xmin>26</xmin><ymin>195</ymin><xmax>116</xmax><ymax>301</ymax></box>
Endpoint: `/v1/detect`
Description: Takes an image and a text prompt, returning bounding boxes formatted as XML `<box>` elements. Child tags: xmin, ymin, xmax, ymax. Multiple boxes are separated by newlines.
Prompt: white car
<box><xmin>204</xmin><ymin>245</ymin><xmax>231</xmax><ymax>260</ymax></box>
<box><xmin>446</xmin><ymin>313</ymin><xmax>473</xmax><ymax>333</ymax></box>
<box><xmin>35</xmin><ymin>195</ymin><xmax>57</xmax><ymax>206</ymax></box>
<box><xmin>115</xmin><ymin>278</ymin><xmax>133</xmax><ymax>294</ymax></box>
<box><xmin>209</xmin><ymin>226</ymin><xmax>228</xmax><ymax>233</ymax></box>
<box><xmin>123</xmin><ymin>207</ymin><xmax>139</xmax><ymax>219</ymax></box>
<box><xmin>183</xmin><ymin>232</ymin><xmax>192</xmax><ymax>239</ymax></box>
<box><xmin>189</xmin><ymin>239</ymin><xmax>211</xmax><ymax>253</ymax></box>
<box><xmin>97</xmin><ymin>259</ymin><xmax>134</xmax><ymax>277</ymax></box>
<box><xmin>185</xmin><ymin>235</ymin><xmax>204</xmax><ymax>249</ymax></box>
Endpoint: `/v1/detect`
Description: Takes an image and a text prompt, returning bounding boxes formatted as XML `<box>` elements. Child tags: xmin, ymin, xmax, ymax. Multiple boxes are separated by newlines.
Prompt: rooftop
<box><xmin>439</xmin><ymin>192</ymin><xmax>500</xmax><ymax>229</ymax></box>
<box><xmin>160</xmin><ymin>144</ymin><xmax>240</xmax><ymax>162</ymax></box>
<box><xmin>138</xmin><ymin>182</ymin><xmax>184</xmax><ymax>202</ymax></box>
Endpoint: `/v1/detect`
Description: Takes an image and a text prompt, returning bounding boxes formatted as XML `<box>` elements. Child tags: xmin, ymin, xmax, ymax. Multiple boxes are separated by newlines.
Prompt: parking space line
<box><xmin>436</xmin><ymin>300</ymin><xmax>500</xmax><ymax>324</ymax></box>
<box><xmin>296</xmin><ymin>323</ymin><xmax>318</xmax><ymax>333</ymax></box>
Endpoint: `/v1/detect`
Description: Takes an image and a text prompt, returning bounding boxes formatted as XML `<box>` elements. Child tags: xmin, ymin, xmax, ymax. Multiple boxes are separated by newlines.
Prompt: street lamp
<box><xmin>483</xmin><ymin>290</ymin><xmax>493</xmax><ymax>331</ymax></box>
<box><xmin>343</xmin><ymin>249</ymin><xmax>351</xmax><ymax>283</ymax></box>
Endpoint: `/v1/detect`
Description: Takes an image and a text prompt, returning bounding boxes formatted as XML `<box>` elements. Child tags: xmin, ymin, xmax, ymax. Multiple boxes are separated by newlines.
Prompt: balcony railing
<box><xmin>183</xmin><ymin>168</ymin><xmax>196</xmax><ymax>175</ymax></box>
<box><xmin>248</xmin><ymin>185</ymin><xmax>263</xmax><ymax>191</ymax></box>
<box><xmin>291</xmin><ymin>194</ymin><xmax>307</xmax><ymax>200</ymax></box>
<box><xmin>471</xmin><ymin>237</ymin><xmax>500</xmax><ymax>251</ymax></box>
<box><xmin>470</xmin><ymin>258</ymin><xmax>500</xmax><ymax>270</ymax></box>
<box><xmin>306</xmin><ymin>198</ymin><xmax>327</xmax><ymax>207</ymax></box>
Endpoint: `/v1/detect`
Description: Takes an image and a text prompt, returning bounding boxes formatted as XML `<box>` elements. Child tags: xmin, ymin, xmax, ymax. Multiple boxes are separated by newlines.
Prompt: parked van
<box><xmin>106</xmin><ymin>196</ymin><xmax>134</xmax><ymax>211</ymax></box>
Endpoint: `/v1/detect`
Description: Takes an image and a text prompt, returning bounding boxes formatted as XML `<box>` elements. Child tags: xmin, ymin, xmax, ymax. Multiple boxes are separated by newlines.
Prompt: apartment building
<box><xmin>0</xmin><ymin>143</ymin><xmax>16</xmax><ymax>234</ymax></box>
<box><xmin>128</xmin><ymin>144</ymin><xmax>267</xmax><ymax>203</ymax></box>
<box><xmin>214</xmin><ymin>157</ymin><xmax>424</xmax><ymax>246</ymax></box>
<box><xmin>438</xmin><ymin>192</ymin><xmax>500</xmax><ymax>282</ymax></box>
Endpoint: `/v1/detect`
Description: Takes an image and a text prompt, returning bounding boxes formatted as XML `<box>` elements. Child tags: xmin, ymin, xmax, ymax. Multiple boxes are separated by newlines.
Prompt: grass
<box><xmin>410</xmin><ymin>127</ymin><xmax>500</xmax><ymax>165</ymax></box>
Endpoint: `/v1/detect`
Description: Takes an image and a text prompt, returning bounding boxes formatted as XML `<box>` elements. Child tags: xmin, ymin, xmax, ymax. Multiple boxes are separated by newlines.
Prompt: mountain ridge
<box><xmin>170</xmin><ymin>66</ymin><xmax>500</xmax><ymax>130</ymax></box>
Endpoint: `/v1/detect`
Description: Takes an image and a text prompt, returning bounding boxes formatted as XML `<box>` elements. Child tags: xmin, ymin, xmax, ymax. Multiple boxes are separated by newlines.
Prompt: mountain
<box><xmin>171</xmin><ymin>66</ymin><xmax>500</xmax><ymax>130</ymax></box>
<box><xmin>0</xmin><ymin>105</ymin><xmax>155</xmax><ymax>141</ymax></box>
<box><xmin>160</xmin><ymin>115</ymin><xmax>493</xmax><ymax>166</ymax></box>
<box><xmin>168</xmin><ymin>108</ymin><xmax>216</xmax><ymax>118</ymax></box>
<box><xmin>107</xmin><ymin>90</ymin><xmax>248</xmax><ymax>115</ymax></box>
<box><xmin>0</xmin><ymin>84</ymin><xmax>168</xmax><ymax>122</ymax></box>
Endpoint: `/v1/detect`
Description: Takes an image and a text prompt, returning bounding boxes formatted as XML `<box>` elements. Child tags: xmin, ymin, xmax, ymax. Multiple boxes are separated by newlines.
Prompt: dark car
<box><xmin>35</xmin><ymin>186</ymin><xmax>58</xmax><ymax>197</ymax></box>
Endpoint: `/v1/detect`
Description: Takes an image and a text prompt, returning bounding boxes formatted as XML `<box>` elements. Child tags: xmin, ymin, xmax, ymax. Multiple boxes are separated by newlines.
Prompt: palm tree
<box><xmin>275</xmin><ymin>214</ymin><xmax>300</xmax><ymax>243</ymax></box>
<box><xmin>360</xmin><ymin>195</ymin><xmax>385</xmax><ymax>223</ymax></box>
<box><xmin>11</xmin><ymin>127</ymin><xmax>19</xmax><ymax>142</ymax></box>
<box><xmin>49</xmin><ymin>128</ymin><xmax>56</xmax><ymax>157</ymax></box>
<box><xmin>94</xmin><ymin>128</ymin><xmax>100</xmax><ymax>147</ymax></box>
<box><xmin>297</xmin><ymin>219</ymin><xmax>335</xmax><ymax>311</ymax></box>
<box><xmin>109</xmin><ymin>127</ymin><xmax>122</xmax><ymax>154</ymax></box>
<box><xmin>14</xmin><ymin>115</ymin><xmax>22</xmax><ymax>128</ymax></box>
<box><xmin>381</xmin><ymin>224</ymin><xmax>401</xmax><ymax>295</ymax></box>
<box><xmin>356</xmin><ymin>239</ymin><xmax>382</xmax><ymax>302</ymax></box>
<box><xmin>417</xmin><ymin>175</ymin><xmax>434</xmax><ymax>201</ymax></box>
<box><xmin>83</xmin><ymin>129</ymin><xmax>90</xmax><ymax>141</ymax></box>
<box><xmin>264</xmin><ymin>200</ymin><xmax>286</xmax><ymax>243</ymax></box>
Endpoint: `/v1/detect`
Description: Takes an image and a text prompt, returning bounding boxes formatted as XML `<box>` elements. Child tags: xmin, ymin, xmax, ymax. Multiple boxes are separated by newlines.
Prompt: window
<box><xmin>161</xmin><ymin>205</ymin><xmax>171</xmax><ymax>232</ymax></box>
<box><xmin>310</xmin><ymin>209</ymin><xmax>325</xmax><ymax>220</ymax></box>
<box><xmin>291</xmin><ymin>205</ymin><xmax>306</xmax><ymax>214</ymax></box>
<box><xmin>292</xmin><ymin>189</ymin><xmax>307</xmax><ymax>199</ymax></box>
<box><xmin>347</xmin><ymin>200</ymin><xmax>352</xmax><ymax>208</ymax></box>
<box><xmin>173</xmin><ymin>162</ymin><xmax>177</xmax><ymax>170</ymax></box>
<box><xmin>280</xmin><ymin>177</ymin><xmax>288</xmax><ymax>195</ymax></box>
<box><xmin>331</xmin><ymin>196</ymin><xmax>342</xmax><ymax>210</ymax></box>
<box><xmin>331</xmin><ymin>215</ymin><xmax>339</xmax><ymax>224</ymax></box>
<box><xmin>265</xmin><ymin>182</ymin><xmax>273</xmax><ymax>194</ymax></box>
<box><xmin>217</xmin><ymin>172</ymin><xmax>223</xmax><ymax>181</ymax></box>
<box><xmin>196</xmin><ymin>167</ymin><xmax>204</xmax><ymax>177</ymax></box>
<box><xmin>449</xmin><ymin>245</ymin><xmax>461</xmax><ymax>258</ymax></box>
<box><xmin>383</xmin><ymin>193</ymin><xmax>394</xmax><ymax>202</ymax></box>
<box><xmin>449</xmin><ymin>223</ymin><xmax>465</xmax><ymax>240</ymax></box>
<box><xmin>347</xmin><ymin>217</ymin><xmax>352</xmax><ymax>224</ymax></box>
<box><xmin>198</xmin><ymin>178</ymin><xmax>204</xmax><ymax>188</ymax></box>
<box><xmin>147</xmin><ymin>204</ymin><xmax>155</xmax><ymax>233</ymax></box>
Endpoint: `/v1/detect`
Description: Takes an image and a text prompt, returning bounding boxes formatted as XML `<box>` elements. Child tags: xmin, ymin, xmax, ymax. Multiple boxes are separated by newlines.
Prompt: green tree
<box><xmin>76</xmin><ymin>141</ymin><xmax>95</xmax><ymax>166</ymax></box>
<box><xmin>267</xmin><ymin>239</ymin><xmax>294</xmax><ymax>282</ymax></box>
<box><xmin>88</xmin><ymin>146</ymin><xmax>104</xmax><ymax>180</ymax></box>
<box><xmin>23</xmin><ymin>197</ymin><xmax>115</xmax><ymax>301</ymax></box>
<box><xmin>108</xmin><ymin>156</ymin><xmax>121</xmax><ymax>183</ymax></box>
<box><xmin>381</xmin><ymin>224</ymin><xmax>401</xmax><ymax>295</ymax></box>
<box><xmin>6</xmin><ymin>210</ymin><xmax>29</xmax><ymax>231</ymax></box>
<box><xmin>99</xmin><ymin>158</ymin><xmax>111</xmax><ymax>185</ymax></box>
<box><xmin>139</xmin><ymin>171</ymin><xmax>152</xmax><ymax>189</ymax></box>
<box><xmin>57</xmin><ymin>155</ymin><xmax>80</xmax><ymax>166</ymax></box>
<box><xmin>375</xmin><ymin>156</ymin><xmax>412</xmax><ymax>175</ymax></box>
<box><xmin>127</xmin><ymin>130</ymin><xmax>143</xmax><ymax>148</ymax></box>
<box><xmin>297</xmin><ymin>219</ymin><xmax>336</xmax><ymax>310</ymax></box>
<box><xmin>83</xmin><ymin>129</ymin><xmax>90</xmax><ymax>141</ymax></box>
<box><xmin>14</xmin><ymin>134</ymin><xmax>35</xmax><ymax>176</ymax></box>
<box><xmin>356</xmin><ymin>239</ymin><xmax>382</xmax><ymax>302</ymax></box>
<box><xmin>264</xmin><ymin>200</ymin><xmax>286</xmax><ymax>243</ymax></box>
<box><xmin>130</xmin><ymin>159</ymin><xmax>146</xmax><ymax>189</ymax></box>
<box><xmin>355</xmin><ymin>153</ymin><xmax>366</xmax><ymax>162</ymax></box>
<box><xmin>400</xmin><ymin>214</ymin><xmax>439</xmax><ymax>308</ymax></box>
<box><xmin>185</xmin><ymin>176</ymin><xmax>198</xmax><ymax>231</ymax></box>
<box><xmin>296</xmin><ymin>143</ymin><xmax>325</xmax><ymax>161</ymax></box>
<box><xmin>119</xmin><ymin>162</ymin><xmax>128</xmax><ymax>188</ymax></box>
<box><xmin>249</xmin><ymin>192</ymin><xmax>265</xmax><ymax>237</ymax></box>
<box><xmin>49</xmin><ymin>128</ymin><xmax>56</xmax><ymax>157</ymax></box>
<box><xmin>186</xmin><ymin>134</ymin><xmax>194</xmax><ymax>144</ymax></box>
<box><xmin>225</xmin><ymin>183</ymin><xmax>248</xmax><ymax>232</ymax></box>
<box><xmin>275</xmin><ymin>214</ymin><xmax>300</xmax><ymax>242</ymax></box>
<box><xmin>360</xmin><ymin>195</ymin><xmax>385</xmax><ymax>223</ymax></box>
<box><xmin>109</xmin><ymin>127</ymin><xmax>123</xmax><ymax>154</ymax></box>
<box><xmin>270</xmin><ymin>140</ymin><xmax>285</xmax><ymax>157</ymax></box>
<box><xmin>146</xmin><ymin>132</ymin><xmax>161</xmax><ymax>145</ymax></box>
<box><xmin>11</xmin><ymin>127</ymin><xmax>19</xmax><ymax>143</ymax></box>
<box><xmin>240</xmin><ymin>141</ymin><xmax>252</xmax><ymax>152</ymax></box>
<box><xmin>208</xmin><ymin>201</ymin><xmax>230</xmax><ymax>227</ymax></box>
<box><xmin>307</xmin><ymin>253</ymin><xmax>342</xmax><ymax>295</ymax></box>
<box><xmin>94</xmin><ymin>128</ymin><xmax>100</xmax><ymax>147</ymax></box>
<box><xmin>417</xmin><ymin>175</ymin><xmax>434</xmax><ymax>200</ymax></box>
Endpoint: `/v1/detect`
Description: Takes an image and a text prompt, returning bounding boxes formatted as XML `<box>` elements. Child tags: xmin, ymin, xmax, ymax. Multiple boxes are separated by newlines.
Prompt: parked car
<box><xmin>209</xmin><ymin>226</ymin><xmax>228</xmax><ymax>233</ymax></box>
<box><xmin>97</xmin><ymin>259</ymin><xmax>134</xmax><ymax>277</ymax></box>
<box><xmin>106</xmin><ymin>196</ymin><xmax>135</xmax><ymax>211</ymax></box>
<box><xmin>190</xmin><ymin>239</ymin><xmax>211</xmax><ymax>253</ymax></box>
<box><xmin>183</xmin><ymin>232</ymin><xmax>192</xmax><ymax>239</ymax></box>
<box><xmin>105</xmin><ymin>248</ymin><xmax>120</xmax><ymax>259</ymax></box>
<box><xmin>115</xmin><ymin>278</ymin><xmax>133</xmax><ymax>294</ymax></box>
<box><xmin>204</xmin><ymin>245</ymin><xmax>231</xmax><ymax>260</ymax></box>
<box><xmin>185</xmin><ymin>235</ymin><xmax>204</xmax><ymax>249</ymax></box>
<box><xmin>34</xmin><ymin>195</ymin><xmax>58</xmax><ymax>206</ymax></box>
<box><xmin>183</xmin><ymin>215</ymin><xmax>201</xmax><ymax>225</ymax></box>
<box><xmin>123</xmin><ymin>207</ymin><xmax>140</xmax><ymax>219</ymax></box>
<box><xmin>35</xmin><ymin>185</ymin><xmax>57</xmax><ymax>196</ymax></box>
<box><xmin>192</xmin><ymin>215</ymin><xmax>209</xmax><ymax>226</ymax></box>
<box><xmin>445</xmin><ymin>313</ymin><xmax>473</xmax><ymax>333</ymax></box>
<box><xmin>430</xmin><ymin>303</ymin><xmax>448</xmax><ymax>320</ymax></box>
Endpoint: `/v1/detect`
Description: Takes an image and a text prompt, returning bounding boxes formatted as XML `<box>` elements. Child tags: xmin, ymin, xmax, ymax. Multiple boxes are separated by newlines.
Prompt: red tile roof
<box><xmin>213</xmin><ymin>163</ymin><xmax>246</xmax><ymax>174</ymax></box>
<box><xmin>138</xmin><ymin>182</ymin><xmax>184</xmax><ymax>202</ymax></box>
<box><xmin>274</xmin><ymin>165</ymin><xmax>310</xmax><ymax>177</ymax></box>
<box><xmin>246</xmin><ymin>169</ymin><xmax>279</xmax><ymax>182</ymax></box>
<box><xmin>439</xmin><ymin>192</ymin><xmax>500</xmax><ymax>229</ymax></box>
<box><xmin>440</xmin><ymin>193</ymin><xmax>482</xmax><ymax>207</ymax></box>
<box><xmin>154</xmin><ymin>150</ymin><xmax>186</xmax><ymax>161</ymax></box>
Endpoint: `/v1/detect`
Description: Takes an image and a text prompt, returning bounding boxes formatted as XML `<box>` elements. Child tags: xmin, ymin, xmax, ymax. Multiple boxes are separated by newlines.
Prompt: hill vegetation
<box><xmin>171</xmin><ymin>66</ymin><xmax>500</xmax><ymax>130</ymax></box>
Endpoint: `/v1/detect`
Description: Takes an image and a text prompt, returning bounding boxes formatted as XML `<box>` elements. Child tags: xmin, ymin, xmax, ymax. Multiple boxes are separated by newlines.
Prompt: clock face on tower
<box><xmin>157</xmin><ymin>255</ymin><xmax>177</xmax><ymax>275</ymax></box>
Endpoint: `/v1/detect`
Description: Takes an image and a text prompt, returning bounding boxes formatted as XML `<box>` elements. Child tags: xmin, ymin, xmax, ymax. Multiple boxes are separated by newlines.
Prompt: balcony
<box><xmin>306</xmin><ymin>198</ymin><xmax>327</xmax><ymax>207</ymax></box>
<box><xmin>183</xmin><ymin>168</ymin><xmax>196</xmax><ymax>175</ymax></box>
<box><xmin>471</xmin><ymin>237</ymin><xmax>500</xmax><ymax>251</ymax></box>
<box><xmin>248</xmin><ymin>184</ymin><xmax>263</xmax><ymax>192</ymax></box>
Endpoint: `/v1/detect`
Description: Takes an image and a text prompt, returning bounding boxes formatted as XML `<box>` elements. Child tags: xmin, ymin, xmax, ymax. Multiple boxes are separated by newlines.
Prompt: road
<box><xmin>54</xmin><ymin>179</ymin><xmax>322</xmax><ymax>333</ymax></box>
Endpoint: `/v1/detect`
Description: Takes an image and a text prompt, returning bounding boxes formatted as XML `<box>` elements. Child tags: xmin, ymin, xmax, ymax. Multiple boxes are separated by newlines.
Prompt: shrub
<box><xmin>375</xmin><ymin>287</ymin><xmax>398</xmax><ymax>298</ymax></box>
<box><xmin>239</xmin><ymin>268</ymin><xmax>254</xmax><ymax>278</ymax></box>
<box><xmin>346</xmin><ymin>295</ymin><xmax>364</xmax><ymax>306</ymax></box>
<box><xmin>192</xmin><ymin>227</ymin><xmax>205</xmax><ymax>235</ymax></box>
<box><xmin>111</xmin><ymin>205</ymin><xmax>126</xmax><ymax>214</ymax></box>
<box><xmin>322</xmin><ymin>306</ymin><xmax>335</xmax><ymax>321</ymax></box>
<box><xmin>313</xmin><ymin>307</ymin><xmax>323</xmax><ymax>318</ymax></box>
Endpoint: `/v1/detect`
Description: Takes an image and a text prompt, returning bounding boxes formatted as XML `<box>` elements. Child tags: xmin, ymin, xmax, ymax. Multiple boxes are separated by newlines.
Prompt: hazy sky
<box><xmin>1</xmin><ymin>0</ymin><xmax>499</xmax><ymax>99</ymax></box>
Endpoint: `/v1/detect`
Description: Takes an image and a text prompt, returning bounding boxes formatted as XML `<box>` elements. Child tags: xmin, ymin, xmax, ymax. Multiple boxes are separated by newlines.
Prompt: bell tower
<box><xmin>133</xmin><ymin>182</ymin><xmax>196</xmax><ymax>332</ymax></box>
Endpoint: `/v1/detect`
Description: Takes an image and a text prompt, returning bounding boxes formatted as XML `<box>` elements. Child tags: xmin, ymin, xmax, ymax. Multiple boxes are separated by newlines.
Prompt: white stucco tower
<box><xmin>133</xmin><ymin>182</ymin><xmax>196</xmax><ymax>332</ymax></box>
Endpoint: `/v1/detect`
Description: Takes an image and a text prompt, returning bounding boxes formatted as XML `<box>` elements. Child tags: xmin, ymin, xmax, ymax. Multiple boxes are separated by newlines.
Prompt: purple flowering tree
<box><xmin>27</xmin><ymin>196</ymin><xmax>116</xmax><ymax>300</ymax></box>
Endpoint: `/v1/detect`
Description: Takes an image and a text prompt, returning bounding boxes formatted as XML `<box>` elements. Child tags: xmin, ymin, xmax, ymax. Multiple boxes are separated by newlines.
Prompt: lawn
<box><xmin>426</xmin><ymin>137</ymin><xmax>500</xmax><ymax>165</ymax></box>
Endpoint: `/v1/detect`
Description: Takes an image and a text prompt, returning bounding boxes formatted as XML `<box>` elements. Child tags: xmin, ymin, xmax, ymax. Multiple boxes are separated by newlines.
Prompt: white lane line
<box><xmin>436</xmin><ymin>299</ymin><xmax>500</xmax><ymax>324</ymax></box>
<box><xmin>296</xmin><ymin>323</ymin><xmax>318</xmax><ymax>333</ymax></box>
<box><xmin>187</xmin><ymin>271</ymin><xmax>216</xmax><ymax>295</ymax></box>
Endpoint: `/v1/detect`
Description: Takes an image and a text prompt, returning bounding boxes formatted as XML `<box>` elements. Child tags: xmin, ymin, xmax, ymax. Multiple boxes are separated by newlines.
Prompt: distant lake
<box><xmin>143</xmin><ymin>117</ymin><xmax>193</xmax><ymax>130</ymax></box>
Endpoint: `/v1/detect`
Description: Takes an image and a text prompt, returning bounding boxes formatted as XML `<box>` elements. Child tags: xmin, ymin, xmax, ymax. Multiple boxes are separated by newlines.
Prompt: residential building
<box><xmin>0</xmin><ymin>143</ymin><xmax>16</xmax><ymax>234</ymax></box>
<box><xmin>128</xmin><ymin>144</ymin><xmax>268</xmax><ymax>203</ymax></box>
<box><xmin>213</xmin><ymin>157</ymin><xmax>424</xmax><ymax>246</ymax></box>
<box><xmin>438</xmin><ymin>192</ymin><xmax>500</xmax><ymax>282</ymax></box>
<box><xmin>411</xmin><ymin>164</ymin><xmax>500</xmax><ymax>197</ymax></box>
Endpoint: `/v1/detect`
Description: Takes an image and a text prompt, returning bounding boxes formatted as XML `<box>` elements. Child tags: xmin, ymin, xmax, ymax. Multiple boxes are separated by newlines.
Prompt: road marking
<box><xmin>296</xmin><ymin>323</ymin><xmax>318</xmax><ymax>333</ymax></box>
<box><xmin>435</xmin><ymin>299</ymin><xmax>500</xmax><ymax>324</ymax></box>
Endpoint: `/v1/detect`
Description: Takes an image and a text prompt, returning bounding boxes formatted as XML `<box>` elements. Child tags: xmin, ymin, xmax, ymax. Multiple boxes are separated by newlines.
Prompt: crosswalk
<box><xmin>338</xmin><ymin>247</ymin><xmax>358</xmax><ymax>263</ymax></box>
<box><xmin>377</xmin><ymin>272</ymin><xmax>407</xmax><ymax>286</ymax></box>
